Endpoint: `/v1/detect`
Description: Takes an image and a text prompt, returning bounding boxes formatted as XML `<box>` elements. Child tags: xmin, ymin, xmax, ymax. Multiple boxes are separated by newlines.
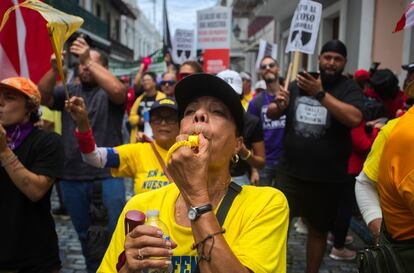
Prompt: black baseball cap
<box><xmin>149</xmin><ymin>97</ymin><xmax>178</xmax><ymax>114</ymax></box>
<box><xmin>402</xmin><ymin>62</ymin><xmax>414</xmax><ymax>72</ymax></box>
<box><xmin>174</xmin><ymin>73</ymin><xmax>244</xmax><ymax>135</ymax></box>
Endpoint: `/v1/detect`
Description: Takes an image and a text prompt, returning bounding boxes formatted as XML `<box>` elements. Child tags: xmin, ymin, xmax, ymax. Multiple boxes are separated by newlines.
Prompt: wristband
<box><xmin>74</xmin><ymin>128</ymin><xmax>96</xmax><ymax>154</ymax></box>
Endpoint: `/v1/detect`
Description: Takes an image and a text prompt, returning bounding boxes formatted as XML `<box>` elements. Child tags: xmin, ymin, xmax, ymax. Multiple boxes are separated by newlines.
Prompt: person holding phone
<box><xmin>38</xmin><ymin>35</ymin><xmax>127</xmax><ymax>273</ymax></box>
<box><xmin>268</xmin><ymin>40</ymin><xmax>365</xmax><ymax>273</ymax></box>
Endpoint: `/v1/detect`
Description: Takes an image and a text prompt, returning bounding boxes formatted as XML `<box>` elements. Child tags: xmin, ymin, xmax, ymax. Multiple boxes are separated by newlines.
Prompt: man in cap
<box><xmin>269</xmin><ymin>40</ymin><xmax>365</xmax><ymax>273</ymax></box>
<box><xmin>217</xmin><ymin>70</ymin><xmax>265</xmax><ymax>186</ymax></box>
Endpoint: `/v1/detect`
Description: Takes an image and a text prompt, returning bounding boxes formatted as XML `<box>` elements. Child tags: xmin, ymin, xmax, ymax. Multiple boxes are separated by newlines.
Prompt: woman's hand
<box><xmin>167</xmin><ymin>133</ymin><xmax>211</xmax><ymax>206</ymax></box>
<box><xmin>123</xmin><ymin>225</ymin><xmax>176</xmax><ymax>272</ymax></box>
<box><xmin>250</xmin><ymin>168</ymin><xmax>260</xmax><ymax>186</ymax></box>
<box><xmin>65</xmin><ymin>96</ymin><xmax>90</xmax><ymax>132</ymax></box>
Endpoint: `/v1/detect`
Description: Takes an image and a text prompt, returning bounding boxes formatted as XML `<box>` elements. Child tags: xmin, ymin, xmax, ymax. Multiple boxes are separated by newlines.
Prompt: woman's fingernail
<box><xmin>157</xmin><ymin>230</ymin><xmax>164</xmax><ymax>236</ymax></box>
<box><xmin>166</xmin><ymin>240</ymin><xmax>172</xmax><ymax>247</ymax></box>
<box><xmin>168</xmin><ymin>249</ymin><xmax>173</xmax><ymax>255</ymax></box>
<box><xmin>165</xmin><ymin>260</ymin><xmax>172</xmax><ymax>265</ymax></box>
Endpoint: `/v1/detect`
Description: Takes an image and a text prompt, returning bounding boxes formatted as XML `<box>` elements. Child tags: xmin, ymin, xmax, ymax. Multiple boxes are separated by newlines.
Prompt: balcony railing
<box><xmin>110</xmin><ymin>39</ymin><xmax>134</xmax><ymax>60</ymax></box>
<box><xmin>45</xmin><ymin>0</ymin><xmax>109</xmax><ymax>39</ymax></box>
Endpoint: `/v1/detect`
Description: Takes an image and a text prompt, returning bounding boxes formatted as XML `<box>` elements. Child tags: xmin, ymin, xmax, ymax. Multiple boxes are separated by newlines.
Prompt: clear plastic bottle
<box><xmin>143</xmin><ymin>110</ymin><xmax>153</xmax><ymax>138</ymax></box>
<box><xmin>143</xmin><ymin>210</ymin><xmax>172</xmax><ymax>273</ymax></box>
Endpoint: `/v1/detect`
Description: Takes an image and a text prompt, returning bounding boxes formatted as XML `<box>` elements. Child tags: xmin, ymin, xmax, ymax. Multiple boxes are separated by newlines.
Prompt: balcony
<box><xmin>110</xmin><ymin>38</ymin><xmax>134</xmax><ymax>60</ymax></box>
<box><xmin>45</xmin><ymin>0</ymin><xmax>109</xmax><ymax>39</ymax></box>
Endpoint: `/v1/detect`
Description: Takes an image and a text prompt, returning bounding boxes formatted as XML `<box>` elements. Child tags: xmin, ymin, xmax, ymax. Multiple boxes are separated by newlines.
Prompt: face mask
<box><xmin>404</xmin><ymin>80</ymin><xmax>414</xmax><ymax>99</ymax></box>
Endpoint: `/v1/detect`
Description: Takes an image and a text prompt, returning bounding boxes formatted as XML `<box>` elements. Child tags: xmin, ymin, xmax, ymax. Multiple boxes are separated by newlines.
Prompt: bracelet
<box><xmin>240</xmin><ymin>149</ymin><xmax>252</xmax><ymax>161</ymax></box>
<box><xmin>1</xmin><ymin>154</ymin><xmax>18</xmax><ymax>167</ymax></box>
<box><xmin>74</xmin><ymin>128</ymin><xmax>96</xmax><ymax>153</ymax></box>
<box><xmin>192</xmin><ymin>229</ymin><xmax>226</xmax><ymax>262</ymax></box>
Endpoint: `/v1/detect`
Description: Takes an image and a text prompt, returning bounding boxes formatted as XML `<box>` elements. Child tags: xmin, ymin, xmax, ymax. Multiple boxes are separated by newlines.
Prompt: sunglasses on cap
<box><xmin>178</xmin><ymin>73</ymin><xmax>191</xmax><ymax>81</ymax></box>
<box><xmin>260</xmin><ymin>62</ymin><xmax>277</xmax><ymax>70</ymax></box>
<box><xmin>160</xmin><ymin>80</ymin><xmax>176</xmax><ymax>86</ymax></box>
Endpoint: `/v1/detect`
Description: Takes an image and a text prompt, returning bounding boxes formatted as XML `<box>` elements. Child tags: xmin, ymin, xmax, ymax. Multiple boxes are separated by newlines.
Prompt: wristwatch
<box><xmin>314</xmin><ymin>90</ymin><xmax>326</xmax><ymax>101</ymax></box>
<box><xmin>188</xmin><ymin>204</ymin><xmax>213</xmax><ymax>221</ymax></box>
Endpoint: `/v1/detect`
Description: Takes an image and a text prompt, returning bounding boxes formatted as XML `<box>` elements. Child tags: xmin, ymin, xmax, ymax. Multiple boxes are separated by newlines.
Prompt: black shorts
<box><xmin>276</xmin><ymin>173</ymin><xmax>348</xmax><ymax>232</ymax></box>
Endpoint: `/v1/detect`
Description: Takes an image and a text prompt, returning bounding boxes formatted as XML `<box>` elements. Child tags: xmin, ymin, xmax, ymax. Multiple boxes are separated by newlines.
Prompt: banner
<box><xmin>285</xmin><ymin>0</ymin><xmax>322</xmax><ymax>55</ymax></box>
<box><xmin>394</xmin><ymin>1</ymin><xmax>414</xmax><ymax>32</ymax></box>
<box><xmin>197</xmin><ymin>6</ymin><xmax>231</xmax><ymax>49</ymax></box>
<box><xmin>172</xmin><ymin>29</ymin><xmax>195</xmax><ymax>64</ymax></box>
<box><xmin>203</xmin><ymin>48</ymin><xmax>229</xmax><ymax>74</ymax></box>
<box><xmin>147</xmin><ymin>49</ymin><xmax>167</xmax><ymax>76</ymax></box>
<box><xmin>255</xmin><ymin>39</ymin><xmax>278</xmax><ymax>69</ymax></box>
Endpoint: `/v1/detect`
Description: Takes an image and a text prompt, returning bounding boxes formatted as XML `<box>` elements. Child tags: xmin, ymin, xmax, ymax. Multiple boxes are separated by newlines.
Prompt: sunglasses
<box><xmin>178</xmin><ymin>73</ymin><xmax>191</xmax><ymax>81</ymax></box>
<box><xmin>260</xmin><ymin>63</ymin><xmax>277</xmax><ymax>70</ymax></box>
<box><xmin>160</xmin><ymin>80</ymin><xmax>176</xmax><ymax>86</ymax></box>
<box><xmin>150</xmin><ymin>116</ymin><xmax>178</xmax><ymax>125</ymax></box>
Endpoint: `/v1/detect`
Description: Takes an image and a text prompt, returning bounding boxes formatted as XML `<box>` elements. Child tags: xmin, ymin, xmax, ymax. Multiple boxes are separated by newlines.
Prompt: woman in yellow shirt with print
<box><xmin>67</xmin><ymin>97</ymin><xmax>179</xmax><ymax>195</ymax></box>
<box><xmin>98</xmin><ymin>74</ymin><xmax>289</xmax><ymax>273</ymax></box>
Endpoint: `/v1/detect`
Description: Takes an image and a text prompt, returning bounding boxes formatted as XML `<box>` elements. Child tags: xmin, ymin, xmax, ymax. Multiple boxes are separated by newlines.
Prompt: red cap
<box><xmin>354</xmin><ymin>69</ymin><xmax>370</xmax><ymax>80</ymax></box>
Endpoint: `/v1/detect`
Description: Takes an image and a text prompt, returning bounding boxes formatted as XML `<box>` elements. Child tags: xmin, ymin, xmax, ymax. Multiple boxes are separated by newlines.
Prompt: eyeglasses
<box><xmin>260</xmin><ymin>63</ymin><xmax>277</xmax><ymax>70</ymax></box>
<box><xmin>150</xmin><ymin>116</ymin><xmax>178</xmax><ymax>125</ymax></box>
<box><xmin>160</xmin><ymin>80</ymin><xmax>176</xmax><ymax>86</ymax></box>
<box><xmin>178</xmin><ymin>73</ymin><xmax>191</xmax><ymax>81</ymax></box>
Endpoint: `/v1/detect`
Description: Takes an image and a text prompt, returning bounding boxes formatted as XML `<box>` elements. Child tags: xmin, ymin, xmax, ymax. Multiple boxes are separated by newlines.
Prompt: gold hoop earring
<box><xmin>232</xmin><ymin>154</ymin><xmax>240</xmax><ymax>164</ymax></box>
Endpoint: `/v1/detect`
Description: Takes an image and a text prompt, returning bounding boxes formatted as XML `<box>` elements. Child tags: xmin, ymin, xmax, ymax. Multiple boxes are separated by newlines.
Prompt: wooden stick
<box><xmin>284</xmin><ymin>63</ymin><xmax>293</xmax><ymax>90</ymax></box>
<box><xmin>291</xmin><ymin>51</ymin><xmax>301</xmax><ymax>81</ymax></box>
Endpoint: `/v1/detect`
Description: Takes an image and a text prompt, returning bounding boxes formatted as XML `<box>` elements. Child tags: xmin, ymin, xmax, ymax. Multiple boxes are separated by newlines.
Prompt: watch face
<box><xmin>188</xmin><ymin>208</ymin><xmax>197</xmax><ymax>220</ymax></box>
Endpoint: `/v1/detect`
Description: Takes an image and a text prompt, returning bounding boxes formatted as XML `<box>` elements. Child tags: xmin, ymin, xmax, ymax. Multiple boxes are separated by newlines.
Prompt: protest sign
<box><xmin>285</xmin><ymin>0</ymin><xmax>322</xmax><ymax>54</ymax></box>
<box><xmin>197</xmin><ymin>6</ymin><xmax>231</xmax><ymax>49</ymax></box>
<box><xmin>255</xmin><ymin>39</ymin><xmax>278</xmax><ymax>70</ymax></box>
<box><xmin>172</xmin><ymin>28</ymin><xmax>195</xmax><ymax>64</ymax></box>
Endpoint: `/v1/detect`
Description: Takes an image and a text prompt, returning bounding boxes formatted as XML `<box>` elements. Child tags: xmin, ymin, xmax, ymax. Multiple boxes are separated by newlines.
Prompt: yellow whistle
<box><xmin>166</xmin><ymin>135</ymin><xmax>199</xmax><ymax>163</ymax></box>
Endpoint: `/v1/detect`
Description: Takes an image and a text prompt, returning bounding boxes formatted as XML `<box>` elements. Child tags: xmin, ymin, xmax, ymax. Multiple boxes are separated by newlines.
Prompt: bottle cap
<box><xmin>146</xmin><ymin>210</ymin><xmax>160</xmax><ymax>217</ymax></box>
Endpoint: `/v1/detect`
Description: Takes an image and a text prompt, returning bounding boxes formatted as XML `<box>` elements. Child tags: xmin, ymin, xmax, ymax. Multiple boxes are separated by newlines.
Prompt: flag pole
<box><xmin>291</xmin><ymin>51</ymin><xmax>301</xmax><ymax>81</ymax></box>
<box><xmin>284</xmin><ymin>63</ymin><xmax>293</xmax><ymax>90</ymax></box>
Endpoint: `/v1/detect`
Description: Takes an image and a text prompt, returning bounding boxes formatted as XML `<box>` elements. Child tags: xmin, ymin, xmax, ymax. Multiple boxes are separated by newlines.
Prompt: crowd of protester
<box><xmin>1</xmin><ymin>33</ymin><xmax>414</xmax><ymax>273</ymax></box>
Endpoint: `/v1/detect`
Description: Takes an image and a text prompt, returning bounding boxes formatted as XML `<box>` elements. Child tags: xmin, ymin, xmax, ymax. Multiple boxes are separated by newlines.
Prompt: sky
<box><xmin>137</xmin><ymin>0</ymin><xmax>219</xmax><ymax>35</ymax></box>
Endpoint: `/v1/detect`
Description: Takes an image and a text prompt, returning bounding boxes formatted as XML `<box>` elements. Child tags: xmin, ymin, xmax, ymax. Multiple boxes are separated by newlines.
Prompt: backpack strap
<box><xmin>150</xmin><ymin>142</ymin><xmax>174</xmax><ymax>183</ymax></box>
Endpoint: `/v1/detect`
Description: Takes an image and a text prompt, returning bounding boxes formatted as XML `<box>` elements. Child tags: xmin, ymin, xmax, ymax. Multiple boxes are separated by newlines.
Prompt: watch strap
<box><xmin>194</xmin><ymin>204</ymin><xmax>213</xmax><ymax>216</ymax></box>
<box><xmin>315</xmin><ymin>90</ymin><xmax>326</xmax><ymax>101</ymax></box>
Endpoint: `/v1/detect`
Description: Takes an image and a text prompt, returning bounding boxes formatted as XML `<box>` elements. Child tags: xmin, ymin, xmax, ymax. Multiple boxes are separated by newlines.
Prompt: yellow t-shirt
<box><xmin>111</xmin><ymin>142</ymin><xmax>171</xmax><ymax>194</ymax></box>
<box><xmin>362</xmin><ymin>118</ymin><xmax>400</xmax><ymax>182</ymax></box>
<box><xmin>377</xmin><ymin>107</ymin><xmax>414</xmax><ymax>240</ymax></box>
<box><xmin>98</xmin><ymin>184</ymin><xmax>289</xmax><ymax>273</ymax></box>
<box><xmin>241</xmin><ymin>91</ymin><xmax>254</xmax><ymax>111</ymax></box>
<box><xmin>41</xmin><ymin>106</ymin><xmax>62</xmax><ymax>134</ymax></box>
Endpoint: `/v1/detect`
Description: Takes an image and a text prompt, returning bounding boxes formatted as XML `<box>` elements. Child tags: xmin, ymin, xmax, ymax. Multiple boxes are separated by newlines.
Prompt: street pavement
<box><xmin>52</xmin><ymin>182</ymin><xmax>363</xmax><ymax>273</ymax></box>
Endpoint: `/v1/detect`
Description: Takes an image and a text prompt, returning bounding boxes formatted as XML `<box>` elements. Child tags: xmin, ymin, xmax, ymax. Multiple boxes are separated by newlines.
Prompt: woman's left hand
<box><xmin>167</xmin><ymin>133</ymin><xmax>211</xmax><ymax>206</ymax></box>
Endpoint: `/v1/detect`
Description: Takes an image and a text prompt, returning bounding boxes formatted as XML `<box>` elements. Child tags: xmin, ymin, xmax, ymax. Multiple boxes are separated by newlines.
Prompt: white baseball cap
<box><xmin>217</xmin><ymin>69</ymin><xmax>243</xmax><ymax>95</ymax></box>
<box><xmin>254</xmin><ymin>80</ymin><xmax>266</xmax><ymax>90</ymax></box>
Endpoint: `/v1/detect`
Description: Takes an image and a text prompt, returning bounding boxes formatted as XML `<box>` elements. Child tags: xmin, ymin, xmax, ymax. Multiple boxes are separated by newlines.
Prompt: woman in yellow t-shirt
<box><xmin>67</xmin><ymin>97</ymin><xmax>179</xmax><ymax>195</ymax></box>
<box><xmin>98</xmin><ymin>74</ymin><xmax>289</xmax><ymax>273</ymax></box>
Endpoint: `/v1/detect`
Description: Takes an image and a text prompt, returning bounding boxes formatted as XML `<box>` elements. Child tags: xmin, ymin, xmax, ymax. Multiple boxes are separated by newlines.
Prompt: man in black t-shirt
<box><xmin>0</xmin><ymin>77</ymin><xmax>64</xmax><ymax>272</ymax></box>
<box><xmin>38</xmin><ymin>36</ymin><xmax>127</xmax><ymax>272</ymax></box>
<box><xmin>267</xmin><ymin>40</ymin><xmax>364</xmax><ymax>273</ymax></box>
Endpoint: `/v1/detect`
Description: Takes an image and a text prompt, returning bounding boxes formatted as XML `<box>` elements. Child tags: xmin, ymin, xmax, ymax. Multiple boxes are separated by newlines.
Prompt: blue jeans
<box><xmin>259</xmin><ymin>162</ymin><xmax>279</xmax><ymax>187</ymax></box>
<box><xmin>60</xmin><ymin>178</ymin><xmax>125</xmax><ymax>273</ymax></box>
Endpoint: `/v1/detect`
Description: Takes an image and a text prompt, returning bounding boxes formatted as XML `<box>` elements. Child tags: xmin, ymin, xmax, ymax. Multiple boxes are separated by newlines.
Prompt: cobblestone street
<box><xmin>52</xmin><ymin>183</ymin><xmax>364</xmax><ymax>273</ymax></box>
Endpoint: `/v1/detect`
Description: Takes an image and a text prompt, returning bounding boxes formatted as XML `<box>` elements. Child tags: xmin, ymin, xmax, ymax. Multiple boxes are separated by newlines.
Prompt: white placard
<box><xmin>255</xmin><ymin>39</ymin><xmax>278</xmax><ymax>69</ymax></box>
<box><xmin>285</xmin><ymin>0</ymin><xmax>322</xmax><ymax>54</ymax></box>
<box><xmin>172</xmin><ymin>29</ymin><xmax>195</xmax><ymax>64</ymax></box>
<box><xmin>197</xmin><ymin>6</ymin><xmax>232</xmax><ymax>49</ymax></box>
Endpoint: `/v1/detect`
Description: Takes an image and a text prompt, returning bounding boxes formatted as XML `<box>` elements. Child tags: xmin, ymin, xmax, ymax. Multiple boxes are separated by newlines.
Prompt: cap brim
<box><xmin>174</xmin><ymin>73</ymin><xmax>244</xmax><ymax>133</ymax></box>
<box><xmin>0</xmin><ymin>82</ymin><xmax>25</xmax><ymax>95</ymax></box>
<box><xmin>149</xmin><ymin>104</ymin><xmax>177</xmax><ymax>113</ymax></box>
<box><xmin>402</xmin><ymin>64</ymin><xmax>414</xmax><ymax>71</ymax></box>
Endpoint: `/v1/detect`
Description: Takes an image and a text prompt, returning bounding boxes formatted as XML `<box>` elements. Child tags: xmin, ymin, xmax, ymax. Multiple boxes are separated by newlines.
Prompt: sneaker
<box><xmin>329</xmin><ymin>247</ymin><xmax>356</xmax><ymax>261</ymax></box>
<box><xmin>327</xmin><ymin>233</ymin><xmax>353</xmax><ymax>245</ymax></box>
<box><xmin>52</xmin><ymin>207</ymin><xmax>70</xmax><ymax>220</ymax></box>
<box><xmin>295</xmin><ymin>218</ymin><xmax>308</xmax><ymax>234</ymax></box>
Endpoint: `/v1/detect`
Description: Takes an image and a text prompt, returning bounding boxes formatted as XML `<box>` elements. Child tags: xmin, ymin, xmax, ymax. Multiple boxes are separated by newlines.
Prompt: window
<box><xmin>96</xmin><ymin>3</ymin><xmax>101</xmax><ymax>18</ymax></box>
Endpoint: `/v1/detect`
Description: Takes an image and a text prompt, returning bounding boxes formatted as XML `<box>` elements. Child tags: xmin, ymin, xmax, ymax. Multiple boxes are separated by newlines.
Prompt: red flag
<box><xmin>394</xmin><ymin>1</ymin><xmax>414</xmax><ymax>33</ymax></box>
<box><xmin>0</xmin><ymin>0</ymin><xmax>53</xmax><ymax>83</ymax></box>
